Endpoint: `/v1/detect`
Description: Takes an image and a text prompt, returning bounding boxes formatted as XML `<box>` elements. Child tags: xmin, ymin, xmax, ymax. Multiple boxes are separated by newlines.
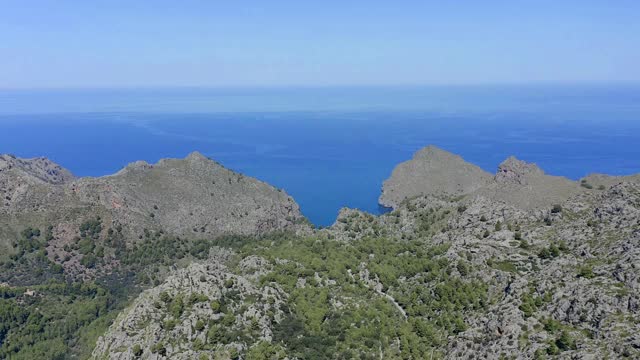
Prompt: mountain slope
<box><xmin>0</xmin><ymin>151</ymin><xmax>303</xmax><ymax>283</ymax></box>
<box><xmin>379</xmin><ymin>145</ymin><xmax>493</xmax><ymax>208</ymax></box>
<box><xmin>3</xmin><ymin>148</ymin><xmax>640</xmax><ymax>359</ymax></box>
<box><xmin>381</xmin><ymin>145</ymin><xmax>589</xmax><ymax>211</ymax></box>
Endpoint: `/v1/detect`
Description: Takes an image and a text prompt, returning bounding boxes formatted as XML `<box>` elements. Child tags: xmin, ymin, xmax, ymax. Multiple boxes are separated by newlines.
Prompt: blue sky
<box><xmin>1</xmin><ymin>0</ymin><xmax>639</xmax><ymax>88</ymax></box>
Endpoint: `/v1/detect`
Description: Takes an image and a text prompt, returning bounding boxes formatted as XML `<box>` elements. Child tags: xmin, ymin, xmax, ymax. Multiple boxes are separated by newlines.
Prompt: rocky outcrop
<box><xmin>495</xmin><ymin>156</ymin><xmax>544</xmax><ymax>185</ymax></box>
<box><xmin>92</xmin><ymin>249</ymin><xmax>288</xmax><ymax>360</ymax></box>
<box><xmin>379</xmin><ymin>145</ymin><xmax>493</xmax><ymax>208</ymax></box>
<box><xmin>478</xmin><ymin>156</ymin><xmax>583</xmax><ymax>211</ymax></box>
<box><xmin>380</xmin><ymin>145</ymin><xmax>587</xmax><ymax>211</ymax></box>
<box><xmin>0</xmin><ymin>154</ymin><xmax>75</xmax><ymax>185</ymax></box>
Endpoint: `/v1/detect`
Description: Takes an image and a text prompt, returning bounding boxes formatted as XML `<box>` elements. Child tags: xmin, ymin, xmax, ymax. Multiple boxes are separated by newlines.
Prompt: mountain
<box><xmin>0</xmin><ymin>151</ymin><xmax>303</xmax><ymax>284</ymax></box>
<box><xmin>380</xmin><ymin>145</ymin><xmax>606</xmax><ymax>212</ymax></box>
<box><xmin>3</xmin><ymin>148</ymin><xmax>640</xmax><ymax>359</ymax></box>
<box><xmin>379</xmin><ymin>145</ymin><xmax>493</xmax><ymax>208</ymax></box>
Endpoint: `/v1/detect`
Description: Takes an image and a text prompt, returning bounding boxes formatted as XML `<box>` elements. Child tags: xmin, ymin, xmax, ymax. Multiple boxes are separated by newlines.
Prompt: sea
<box><xmin>1</xmin><ymin>85</ymin><xmax>639</xmax><ymax>226</ymax></box>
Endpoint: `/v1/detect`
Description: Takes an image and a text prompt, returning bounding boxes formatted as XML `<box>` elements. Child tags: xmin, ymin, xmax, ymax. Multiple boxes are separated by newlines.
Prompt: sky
<box><xmin>1</xmin><ymin>0</ymin><xmax>639</xmax><ymax>89</ymax></box>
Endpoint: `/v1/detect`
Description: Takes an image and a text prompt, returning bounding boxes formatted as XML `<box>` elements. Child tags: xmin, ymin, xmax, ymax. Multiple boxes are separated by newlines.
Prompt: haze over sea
<box><xmin>1</xmin><ymin>85</ymin><xmax>639</xmax><ymax>226</ymax></box>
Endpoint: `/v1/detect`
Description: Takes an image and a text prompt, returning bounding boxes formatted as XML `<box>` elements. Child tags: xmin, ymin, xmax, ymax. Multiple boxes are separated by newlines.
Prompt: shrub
<box><xmin>577</xmin><ymin>265</ymin><xmax>595</xmax><ymax>279</ymax></box>
<box><xmin>580</xmin><ymin>180</ymin><xmax>593</xmax><ymax>189</ymax></box>
<box><xmin>543</xmin><ymin>318</ymin><xmax>562</xmax><ymax>333</ymax></box>
<box><xmin>159</xmin><ymin>291</ymin><xmax>172</xmax><ymax>303</ymax></box>
<box><xmin>151</xmin><ymin>342</ymin><xmax>166</xmax><ymax>355</ymax></box>
<box><xmin>132</xmin><ymin>344</ymin><xmax>143</xmax><ymax>357</ymax></box>
<box><xmin>163</xmin><ymin>319</ymin><xmax>178</xmax><ymax>330</ymax></box>
<box><xmin>456</xmin><ymin>261</ymin><xmax>469</xmax><ymax>276</ymax></box>
<box><xmin>188</xmin><ymin>293</ymin><xmax>209</xmax><ymax>305</ymax></box>
<box><xmin>519</xmin><ymin>293</ymin><xmax>537</xmax><ymax>318</ymax></box>
<box><xmin>169</xmin><ymin>294</ymin><xmax>185</xmax><ymax>318</ymax></box>
<box><xmin>79</xmin><ymin>218</ymin><xmax>102</xmax><ymax>239</ymax></box>
<box><xmin>21</xmin><ymin>227</ymin><xmax>41</xmax><ymax>240</ymax></box>
<box><xmin>538</xmin><ymin>245</ymin><xmax>559</xmax><ymax>259</ymax></box>
<box><xmin>555</xmin><ymin>331</ymin><xmax>577</xmax><ymax>351</ymax></box>
<box><xmin>210</xmin><ymin>300</ymin><xmax>221</xmax><ymax>313</ymax></box>
<box><xmin>80</xmin><ymin>255</ymin><xmax>97</xmax><ymax>268</ymax></box>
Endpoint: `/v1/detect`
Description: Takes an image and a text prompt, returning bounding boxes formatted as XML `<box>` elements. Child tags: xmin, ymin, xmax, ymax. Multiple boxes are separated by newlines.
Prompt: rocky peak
<box><xmin>379</xmin><ymin>145</ymin><xmax>493</xmax><ymax>208</ymax></box>
<box><xmin>413</xmin><ymin>145</ymin><xmax>459</xmax><ymax>161</ymax></box>
<box><xmin>0</xmin><ymin>154</ymin><xmax>74</xmax><ymax>184</ymax></box>
<box><xmin>113</xmin><ymin>160</ymin><xmax>153</xmax><ymax>176</ymax></box>
<box><xmin>495</xmin><ymin>156</ymin><xmax>544</xmax><ymax>185</ymax></box>
<box><xmin>114</xmin><ymin>152</ymin><xmax>214</xmax><ymax>176</ymax></box>
<box><xmin>186</xmin><ymin>151</ymin><xmax>208</xmax><ymax>162</ymax></box>
<box><xmin>380</xmin><ymin>147</ymin><xmax>585</xmax><ymax>211</ymax></box>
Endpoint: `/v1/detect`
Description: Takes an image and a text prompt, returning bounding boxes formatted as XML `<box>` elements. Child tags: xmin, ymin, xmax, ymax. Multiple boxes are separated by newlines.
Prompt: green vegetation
<box><xmin>518</xmin><ymin>289</ymin><xmax>551</xmax><ymax>318</ymax></box>
<box><xmin>580</xmin><ymin>179</ymin><xmax>593</xmax><ymax>189</ymax></box>
<box><xmin>0</xmin><ymin>222</ymin><xmax>265</xmax><ymax>359</ymax></box>
<box><xmin>0</xmin><ymin>282</ymin><xmax>120</xmax><ymax>359</ymax></box>
<box><xmin>538</xmin><ymin>244</ymin><xmax>561</xmax><ymax>259</ymax></box>
<box><xmin>577</xmin><ymin>265</ymin><xmax>595</xmax><ymax>279</ymax></box>
<box><xmin>489</xmin><ymin>259</ymin><xmax>519</xmax><ymax>273</ymax></box>
<box><xmin>0</xmin><ymin>226</ymin><xmax>64</xmax><ymax>286</ymax></box>
<box><xmin>236</xmin><ymin>234</ymin><xmax>489</xmax><ymax>358</ymax></box>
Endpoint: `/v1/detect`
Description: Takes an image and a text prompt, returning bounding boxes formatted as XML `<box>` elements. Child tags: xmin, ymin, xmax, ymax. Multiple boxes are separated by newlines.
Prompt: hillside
<box><xmin>91</xmin><ymin>147</ymin><xmax>640</xmax><ymax>360</ymax></box>
<box><xmin>0</xmin><ymin>152</ymin><xmax>304</xmax><ymax>359</ymax></box>
<box><xmin>0</xmin><ymin>152</ymin><xmax>302</xmax><ymax>283</ymax></box>
<box><xmin>2</xmin><ymin>148</ymin><xmax>640</xmax><ymax>359</ymax></box>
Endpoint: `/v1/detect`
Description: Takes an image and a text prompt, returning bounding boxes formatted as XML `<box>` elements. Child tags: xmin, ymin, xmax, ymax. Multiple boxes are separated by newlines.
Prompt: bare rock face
<box><xmin>479</xmin><ymin>156</ymin><xmax>583</xmax><ymax>211</ymax></box>
<box><xmin>379</xmin><ymin>146</ymin><xmax>493</xmax><ymax>208</ymax></box>
<box><xmin>91</xmin><ymin>249</ymin><xmax>287</xmax><ymax>360</ymax></box>
<box><xmin>0</xmin><ymin>154</ymin><xmax>75</xmax><ymax>185</ymax></box>
<box><xmin>380</xmin><ymin>145</ymin><xmax>586</xmax><ymax>211</ymax></box>
<box><xmin>495</xmin><ymin>156</ymin><xmax>544</xmax><ymax>185</ymax></box>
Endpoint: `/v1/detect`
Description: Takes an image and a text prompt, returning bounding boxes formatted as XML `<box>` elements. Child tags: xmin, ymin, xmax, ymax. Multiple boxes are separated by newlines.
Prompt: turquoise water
<box><xmin>1</xmin><ymin>85</ymin><xmax>639</xmax><ymax>225</ymax></box>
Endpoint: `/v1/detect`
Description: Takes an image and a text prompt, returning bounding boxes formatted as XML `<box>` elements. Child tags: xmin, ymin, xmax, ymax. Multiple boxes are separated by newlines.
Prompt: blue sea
<box><xmin>1</xmin><ymin>85</ymin><xmax>639</xmax><ymax>226</ymax></box>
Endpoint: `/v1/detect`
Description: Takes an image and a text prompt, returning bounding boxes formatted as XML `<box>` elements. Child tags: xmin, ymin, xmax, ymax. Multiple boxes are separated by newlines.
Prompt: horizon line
<box><xmin>2</xmin><ymin>80</ymin><xmax>640</xmax><ymax>92</ymax></box>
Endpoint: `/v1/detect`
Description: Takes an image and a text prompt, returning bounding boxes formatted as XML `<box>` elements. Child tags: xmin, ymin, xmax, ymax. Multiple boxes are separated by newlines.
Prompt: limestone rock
<box><xmin>379</xmin><ymin>145</ymin><xmax>493</xmax><ymax>208</ymax></box>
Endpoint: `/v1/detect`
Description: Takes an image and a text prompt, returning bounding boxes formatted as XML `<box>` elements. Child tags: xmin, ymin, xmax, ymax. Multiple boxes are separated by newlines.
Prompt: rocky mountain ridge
<box><xmin>379</xmin><ymin>145</ymin><xmax>634</xmax><ymax>212</ymax></box>
<box><xmin>0</xmin><ymin>152</ymin><xmax>303</xmax><ymax>283</ymax></box>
